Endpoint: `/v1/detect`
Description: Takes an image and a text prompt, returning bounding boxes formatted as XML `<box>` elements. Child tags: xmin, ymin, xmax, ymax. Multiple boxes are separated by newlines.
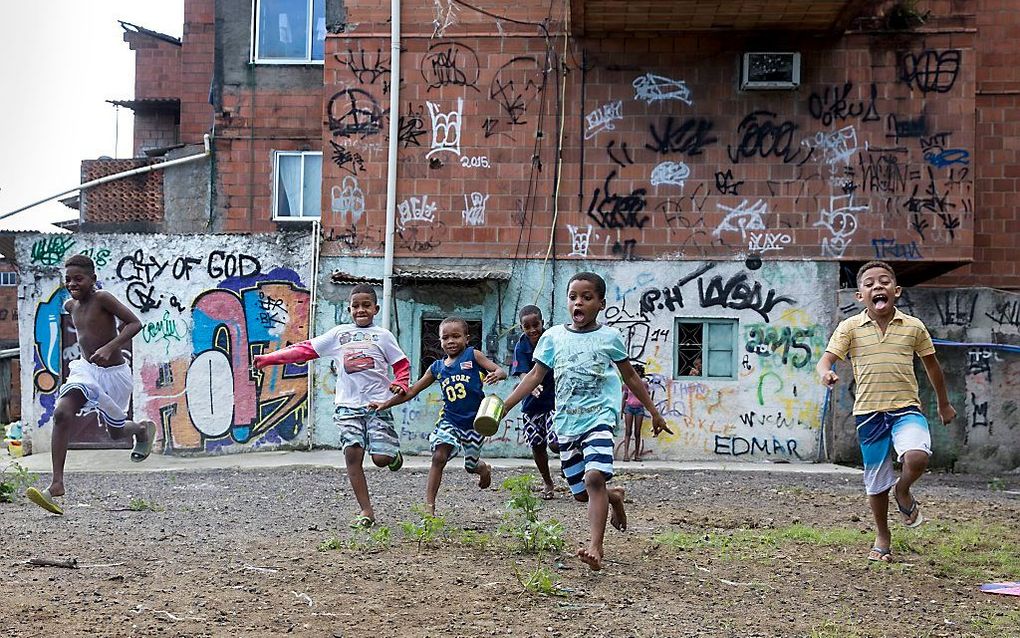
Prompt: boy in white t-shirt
<box><xmin>253</xmin><ymin>284</ymin><xmax>411</xmax><ymax>527</ymax></box>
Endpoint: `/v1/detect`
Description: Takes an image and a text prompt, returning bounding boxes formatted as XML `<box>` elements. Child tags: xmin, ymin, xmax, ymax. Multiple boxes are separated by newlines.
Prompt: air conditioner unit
<box><xmin>741</xmin><ymin>52</ymin><xmax>801</xmax><ymax>90</ymax></box>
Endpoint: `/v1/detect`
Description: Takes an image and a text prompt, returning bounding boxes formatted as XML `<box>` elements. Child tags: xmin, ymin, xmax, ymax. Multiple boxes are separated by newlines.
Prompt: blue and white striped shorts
<box><xmin>856</xmin><ymin>406</ymin><xmax>931</xmax><ymax>496</ymax></box>
<box><xmin>430</xmin><ymin>419</ymin><xmax>484</xmax><ymax>471</ymax></box>
<box><xmin>558</xmin><ymin>424</ymin><xmax>615</xmax><ymax>496</ymax></box>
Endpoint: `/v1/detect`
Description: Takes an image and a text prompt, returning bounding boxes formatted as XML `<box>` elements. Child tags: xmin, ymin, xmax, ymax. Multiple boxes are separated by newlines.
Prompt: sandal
<box><xmin>131</xmin><ymin>420</ymin><xmax>157</xmax><ymax>463</ymax></box>
<box><xmin>387</xmin><ymin>452</ymin><xmax>403</xmax><ymax>472</ymax></box>
<box><xmin>894</xmin><ymin>493</ymin><xmax>925</xmax><ymax>528</ymax></box>
<box><xmin>26</xmin><ymin>487</ymin><xmax>64</xmax><ymax>516</ymax></box>
<box><xmin>349</xmin><ymin>515</ymin><xmax>375</xmax><ymax>529</ymax></box>
<box><xmin>867</xmin><ymin>547</ymin><xmax>893</xmax><ymax>563</ymax></box>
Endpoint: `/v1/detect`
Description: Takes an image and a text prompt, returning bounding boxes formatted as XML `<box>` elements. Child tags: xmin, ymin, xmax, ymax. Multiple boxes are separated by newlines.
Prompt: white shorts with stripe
<box><xmin>558</xmin><ymin>424</ymin><xmax>615</xmax><ymax>496</ymax></box>
<box><xmin>59</xmin><ymin>359</ymin><xmax>132</xmax><ymax>427</ymax></box>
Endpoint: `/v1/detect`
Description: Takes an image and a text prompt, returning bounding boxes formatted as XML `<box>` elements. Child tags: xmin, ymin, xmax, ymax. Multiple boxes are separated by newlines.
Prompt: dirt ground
<box><xmin>2</xmin><ymin>463</ymin><xmax>1020</xmax><ymax>638</ymax></box>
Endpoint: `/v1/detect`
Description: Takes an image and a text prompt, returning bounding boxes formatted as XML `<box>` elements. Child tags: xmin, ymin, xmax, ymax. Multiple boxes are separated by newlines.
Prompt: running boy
<box><xmin>26</xmin><ymin>255</ymin><xmax>155</xmax><ymax>515</ymax></box>
<box><xmin>371</xmin><ymin>317</ymin><xmax>506</xmax><ymax>515</ymax></box>
<box><xmin>253</xmin><ymin>284</ymin><xmax>410</xmax><ymax>527</ymax></box>
<box><xmin>510</xmin><ymin>305</ymin><xmax>559</xmax><ymax>499</ymax></box>
<box><xmin>501</xmin><ymin>272</ymin><xmax>670</xmax><ymax>571</ymax></box>
<box><xmin>619</xmin><ymin>363</ymin><xmax>650</xmax><ymax>462</ymax></box>
<box><xmin>816</xmin><ymin>260</ymin><xmax>955</xmax><ymax>563</ymax></box>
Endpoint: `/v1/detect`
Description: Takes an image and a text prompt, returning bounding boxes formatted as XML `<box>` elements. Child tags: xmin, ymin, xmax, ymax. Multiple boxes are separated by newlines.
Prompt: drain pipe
<box><xmin>305</xmin><ymin>218</ymin><xmax>321</xmax><ymax>450</ymax></box>
<box><xmin>380</xmin><ymin>0</ymin><xmax>402</xmax><ymax>330</ymax></box>
<box><xmin>0</xmin><ymin>134</ymin><xmax>212</xmax><ymax>222</ymax></box>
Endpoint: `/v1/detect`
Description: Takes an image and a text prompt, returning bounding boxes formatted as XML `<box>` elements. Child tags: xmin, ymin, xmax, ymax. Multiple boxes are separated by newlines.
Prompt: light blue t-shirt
<box><xmin>532</xmin><ymin>324</ymin><xmax>628</xmax><ymax>438</ymax></box>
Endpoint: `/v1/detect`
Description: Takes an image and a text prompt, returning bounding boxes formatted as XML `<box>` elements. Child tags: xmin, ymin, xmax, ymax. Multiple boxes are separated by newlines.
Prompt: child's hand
<box><xmin>651</xmin><ymin>415</ymin><xmax>673</xmax><ymax>436</ymax></box>
<box><xmin>818</xmin><ymin>369</ymin><xmax>838</xmax><ymax>387</ymax></box>
<box><xmin>252</xmin><ymin>354</ymin><xmax>267</xmax><ymax>370</ymax></box>
<box><xmin>531</xmin><ymin>384</ymin><xmax>543</xmax><ymax>398</ymax></box>
<box><xmin>389</xmin><ymin>383</ymin><xmax>406</xmax><ymax>396</ymax></box>
<box><xmin>89</xmin><ymin>344</ymin><xmax>118</xmax><ymax>366</ymax></box>
<box><xmin>938</xmin><ymin>402</ymin><xmax>956</xmax><ymax>424</ymax></box>
<box><xmin>483</xmin><ymin>368</ymin><xmax>507</xmax><ymax>385</ymax></box>
<box><xmin>367</xmin><ymin>400</ymin><xmax>389</xmax><ymax>412</ymax></box>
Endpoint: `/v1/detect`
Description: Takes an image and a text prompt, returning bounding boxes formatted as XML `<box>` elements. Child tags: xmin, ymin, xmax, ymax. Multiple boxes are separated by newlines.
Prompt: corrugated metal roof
<box><xmin>107</xmin><ymin>98</ymin><xmax>181</xmax><ymax>112</ymax></box>
<box><xmin>331</xmin><ymin>271</ymin><xmax>382</xmax><ymax>285</ymax></box>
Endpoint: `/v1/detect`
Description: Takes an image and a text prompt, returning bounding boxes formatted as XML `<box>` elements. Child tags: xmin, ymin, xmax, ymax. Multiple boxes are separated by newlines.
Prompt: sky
<box><xmin>0</xmin><ymin>1</ymin><xmax>184</xmax><ymax>229</ymax></box>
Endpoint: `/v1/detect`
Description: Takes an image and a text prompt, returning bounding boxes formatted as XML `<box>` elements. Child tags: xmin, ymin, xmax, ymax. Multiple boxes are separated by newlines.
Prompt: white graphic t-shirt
<box><xmin>308</xmin><ymin>324</ymin><xmax>407</xmax><ymax>407</ymax></box>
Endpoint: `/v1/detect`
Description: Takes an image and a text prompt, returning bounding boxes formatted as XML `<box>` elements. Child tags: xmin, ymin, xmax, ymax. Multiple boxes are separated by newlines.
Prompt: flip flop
<box><xmin>26</xmin><ymin>487</ymin><xmax>64</xmax><ymax>516</ymax></box>
<box><xmin>867</xmin><ymin>547</ymin><xmax>892</xmax><ymax>563</ymax></box>
<box><xmin>387</xmin><ymin>452</ymin><xmax>403</xmax><ymax>472</ymax></box>
<box><xmin>131</xmin><ymin>420</ymin><xmax>157</xmax><ymax>463</ymax></box>
<box><xmin>894</xmin><ymin>493</ymin><xmax>925</xmax><ymax>528</ymax></box>
<box><xmin>350</xmin><ymin>515</ymin><xmax>375</xmax><ymax>529</ymax></box>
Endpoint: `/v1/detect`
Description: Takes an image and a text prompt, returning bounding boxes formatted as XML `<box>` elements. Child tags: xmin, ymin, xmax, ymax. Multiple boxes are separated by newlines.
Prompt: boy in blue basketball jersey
<box><xmin>372</xmin><ymin>316</ymin><xmax>506</xmax><ymax>515</ymax></box>
<box><xmin>502</xmin><ymin>272</ymin><xmax>669</xmax><ymax>571</ymax></box>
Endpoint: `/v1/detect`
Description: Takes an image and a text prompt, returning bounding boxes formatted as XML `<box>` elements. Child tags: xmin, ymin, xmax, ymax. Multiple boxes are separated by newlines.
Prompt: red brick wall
<box><xmin>0</xmin><ymin>262</ymin><xmax>17</xmax><ymax>343</ymax></box>
<box><xmin>80</xmin><ymin>159</ymin><xmax>165</xmax><ymax>224</ymax></box>
<box><xmin>181</xmin><ymin>0</ymin><xmax>216</xmax><ymax>142</ymax></box>
<box><xmin>313</xmin><ymin>1</ymin><xmax>975</xmax><ymax>265</ymax></box>
<box><xmin>930</xmin><ymin>0</ymin><xmax>1020</xmax><ymax>289</ymax></box>
<box><xmin>124</xmin><ymin>31</ymin><xmax>182</xmax><ymax>100</ymax></box>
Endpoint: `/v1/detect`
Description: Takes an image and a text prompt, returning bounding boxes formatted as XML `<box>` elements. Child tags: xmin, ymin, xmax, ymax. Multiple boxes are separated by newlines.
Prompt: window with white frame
<box><xmin>673</xmin><ymin>318</ymin><xmax>738</xmax><ymax>380</ymax></box>
<box><xmin>0</xmin><ymin>271</ymin><xmax>18</xmax><ymax>286</ymax></box>
<box><xmin>273</xmin><ymin>151</ymin><xmax>322</xmax><ymax>220</ymax></box>
<box><xmin>253</xmin><ymin>0</ymin><xmax>325</xmax><ymax>63</ymax></box>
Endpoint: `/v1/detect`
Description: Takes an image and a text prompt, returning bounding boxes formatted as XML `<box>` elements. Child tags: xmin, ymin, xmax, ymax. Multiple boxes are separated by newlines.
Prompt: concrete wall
<box><xmin>315</xmin><ymin>256</ymin><xmax>838</xmax><ymax>462</ymax></box>
<box><xmin>16</xmin><ymin>232</ymin><xmax>314</xmax><ymax>455</ymax></box>
<box><xmin>831</xmin><ymin>286</ymin><xmax>1020</xmax><ymax>472</ymax></box>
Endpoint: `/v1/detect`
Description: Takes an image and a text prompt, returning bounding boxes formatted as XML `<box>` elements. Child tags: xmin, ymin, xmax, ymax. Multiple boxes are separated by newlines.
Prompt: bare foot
<box><xmin>425</xmin><ymin>502</ymin><xmax>436</xmax><ymax>517</ymax></box>
<box><xmin>46</xmin><ymin>483</ymin><xmax>65</xmax><ymax>498</ymax></box>
<box><xmin>577</xmin><ymin>544</ymin><xmax>603</xmax><ymax>571</ymax></box>
<box><xmin>609</xmin><ymin>486</ymin><xmax>627</xmax><ymax>531</ymax></box>
<box><xmin>476</xmin><ymin>462</ymin><xmax>492</xmax><ymax>489</ymax></box>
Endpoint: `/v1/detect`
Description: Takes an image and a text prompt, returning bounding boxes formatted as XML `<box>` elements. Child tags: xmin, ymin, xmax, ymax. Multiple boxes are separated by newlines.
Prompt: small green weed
<box><xmin>400</xmin><ymin>505</ymin><xmax>447</xmax><ymax>551</ymax></box>
<box><xmin>970</xmin><ymin>609</ymin><xmax>1020</xmax><ymax>636</ymax></box>
<box><xmin>807</xmin><ymin>621</ymin><xmax>866</xmax><ymax>638</ymax></box>
<box><xmin>456</xmin><ymin>529</ymin><xmax>493</xmax><ymax>550</ymax></box>
<box><xmin>320</xmin><ymin>525</ymin><xmax>392</xmax><ymax>553</ymax></box>
<box><xmin>128</xmin><ymin>497</ymin><xmax>164</xmax><ymax>512</ymax></box>
<box><xmin>499</xmin><ymin>474</ymin><xmax>566</xmax><ymax>554</ymax></box>
<box><xmin>514</xmin><ymin>566</ymin><xmax>569</xmax><ymax>597</ymax></box>
<box><xmin>0</xmin><ymin>460</ymin><xmax>38</xmax><ymax>503</ymax></box>
<box><xmin>988</xmin><ymin>477</ymin><xmax>1007</xmax><ymax>492</ymax></box>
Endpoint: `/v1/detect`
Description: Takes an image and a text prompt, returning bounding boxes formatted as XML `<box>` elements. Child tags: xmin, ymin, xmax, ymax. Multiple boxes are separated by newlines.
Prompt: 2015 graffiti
<box><xmin>745</xmin><ymin>326</ymin><xmax>814</xmax><ymax>368</ymax></box>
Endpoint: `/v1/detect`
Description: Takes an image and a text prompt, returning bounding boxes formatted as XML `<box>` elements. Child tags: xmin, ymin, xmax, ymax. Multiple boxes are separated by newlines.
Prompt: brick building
<box><xmin>14</xmin><ymin>0</ymin><xmax>1020</xmax><ymax>469</ymax></box>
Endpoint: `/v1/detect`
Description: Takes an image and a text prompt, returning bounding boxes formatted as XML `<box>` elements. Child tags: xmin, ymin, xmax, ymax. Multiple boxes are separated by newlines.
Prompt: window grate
<box><xmin>673</xmin><ymin>319</ymin><xmax>737</xmax><ymax>379</ymax></box>
<box><xmin>420</xmin><ymin>318</ymin><xmax>483</xmax><ymax>378</ymax></box>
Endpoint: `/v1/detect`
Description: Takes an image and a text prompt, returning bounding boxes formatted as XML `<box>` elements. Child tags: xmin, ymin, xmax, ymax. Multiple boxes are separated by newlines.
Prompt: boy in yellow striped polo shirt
<box><xmin>816</xmin><ymin>261</ymin><xmax>956</xmax><ymax>563</ymax></box>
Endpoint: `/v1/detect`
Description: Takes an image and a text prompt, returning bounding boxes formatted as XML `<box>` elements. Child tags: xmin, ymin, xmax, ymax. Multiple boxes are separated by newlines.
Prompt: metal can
<box><xmin>473</xmin><ymin>395</ymin><xmax>505</xmax><ymax>436</ymax></box>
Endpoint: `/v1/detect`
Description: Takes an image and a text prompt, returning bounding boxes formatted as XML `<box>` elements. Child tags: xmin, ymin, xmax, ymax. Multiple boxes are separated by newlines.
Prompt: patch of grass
<box><xmin>128</xmin><ymin>497</ymin><xmax>164</xmax><ymax>512</ymax></box>
<box><xmin>893</xmin><ymin>522</ymin><xmax>1020</xmax><ymax>581</ymax></box>
<box><xmin>498</xmin><ymin>474</ymin><xmax>566</xmax><ymax>554</ymax></box>
<box><xmin>655</xmin><ymin>521</ymin><xmax>1020</xmax><ymax>582</ymax></box>
<box><xmin>400</xmin><ymin>505</ymin><xmax>447</xmax><ymax>552</ymax></box>
<box><xmin>317</xmin><ymin>536</ymin><xmax>345</xmax><ymax>552</ymax></box>
<box><xmin>514</xmin><ymin>566</ymin><xmax>569</xmax><ymax>597</ymax></box>
<box><xmin>0</xmin><ymin>461</ymin><xmax>38</xmax><ymax>503</ymax></box>
<box><xmin>970</xmin><ymin>609</ymin><xmax>1020</xmax><ymax>635</ymax></box>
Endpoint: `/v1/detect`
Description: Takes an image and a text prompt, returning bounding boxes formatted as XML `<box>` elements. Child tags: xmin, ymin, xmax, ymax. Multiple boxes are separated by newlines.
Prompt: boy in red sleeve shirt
<box><xmin>254</xmin><ymin>284</ymin><xmax>410</xmax><ymax>528</ymax></box>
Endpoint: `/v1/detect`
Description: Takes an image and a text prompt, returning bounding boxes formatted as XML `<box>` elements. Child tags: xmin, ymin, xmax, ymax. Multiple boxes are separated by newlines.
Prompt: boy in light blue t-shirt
<box><xmin>501</xmin><ymin>272</ymin><xmax>669</xmax><ymax>571</ymax></box>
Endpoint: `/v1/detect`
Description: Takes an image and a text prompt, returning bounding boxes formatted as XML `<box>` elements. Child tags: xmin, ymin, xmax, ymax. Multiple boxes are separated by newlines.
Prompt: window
<box><xmin>420</xmin><ymin>318</ymin><xmax>483</xmax><ymax>378</ymax></box>
<box><xmin>674</xmin><ymin>318</ymin><xmax>737</xmax><ymax>379</ymax></box>
<box><xmin>253</xmin><ymin>0</ymin><xmax>325</xmax><ymax>63</ymax></box>
<box><xmin>0</xmin><ymin>271</ymin><xmax>18</xmax><ymax>286</ymax></box>
<box><xmin>273</xmin><ymin>151</ymin><xmax>322</xmax><ymax>220</ymax></box>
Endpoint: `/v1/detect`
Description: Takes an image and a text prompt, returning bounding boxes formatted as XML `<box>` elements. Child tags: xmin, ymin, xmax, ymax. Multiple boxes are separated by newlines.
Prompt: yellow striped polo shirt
<box><xmin>825</xmin><ymin>309</ymin><xmax>936</xmax><ymax>415</ymax></box>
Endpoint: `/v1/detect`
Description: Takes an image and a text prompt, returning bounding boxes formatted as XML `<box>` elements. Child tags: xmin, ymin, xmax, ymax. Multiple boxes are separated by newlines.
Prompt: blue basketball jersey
<box><xmin>429</xmin><ymin>347</ymin><xmax>486</xmax><ymax>430</ymax></box>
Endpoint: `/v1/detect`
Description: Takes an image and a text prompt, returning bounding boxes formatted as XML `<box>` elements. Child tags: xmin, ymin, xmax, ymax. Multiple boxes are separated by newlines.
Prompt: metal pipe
<box><xmin>0</xmin><ymin>134</ymin><xmax>212</xmax><ymax>222</ymax></box>
<box><xmin>380</xmin><ymin>0</ymin><xmax>401</xmax><ymax>330</ymax></box>
<box><xmin>305</xmin><ymin>218</ymin><xmax>321</xmax><ymax>451</ymax></box>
